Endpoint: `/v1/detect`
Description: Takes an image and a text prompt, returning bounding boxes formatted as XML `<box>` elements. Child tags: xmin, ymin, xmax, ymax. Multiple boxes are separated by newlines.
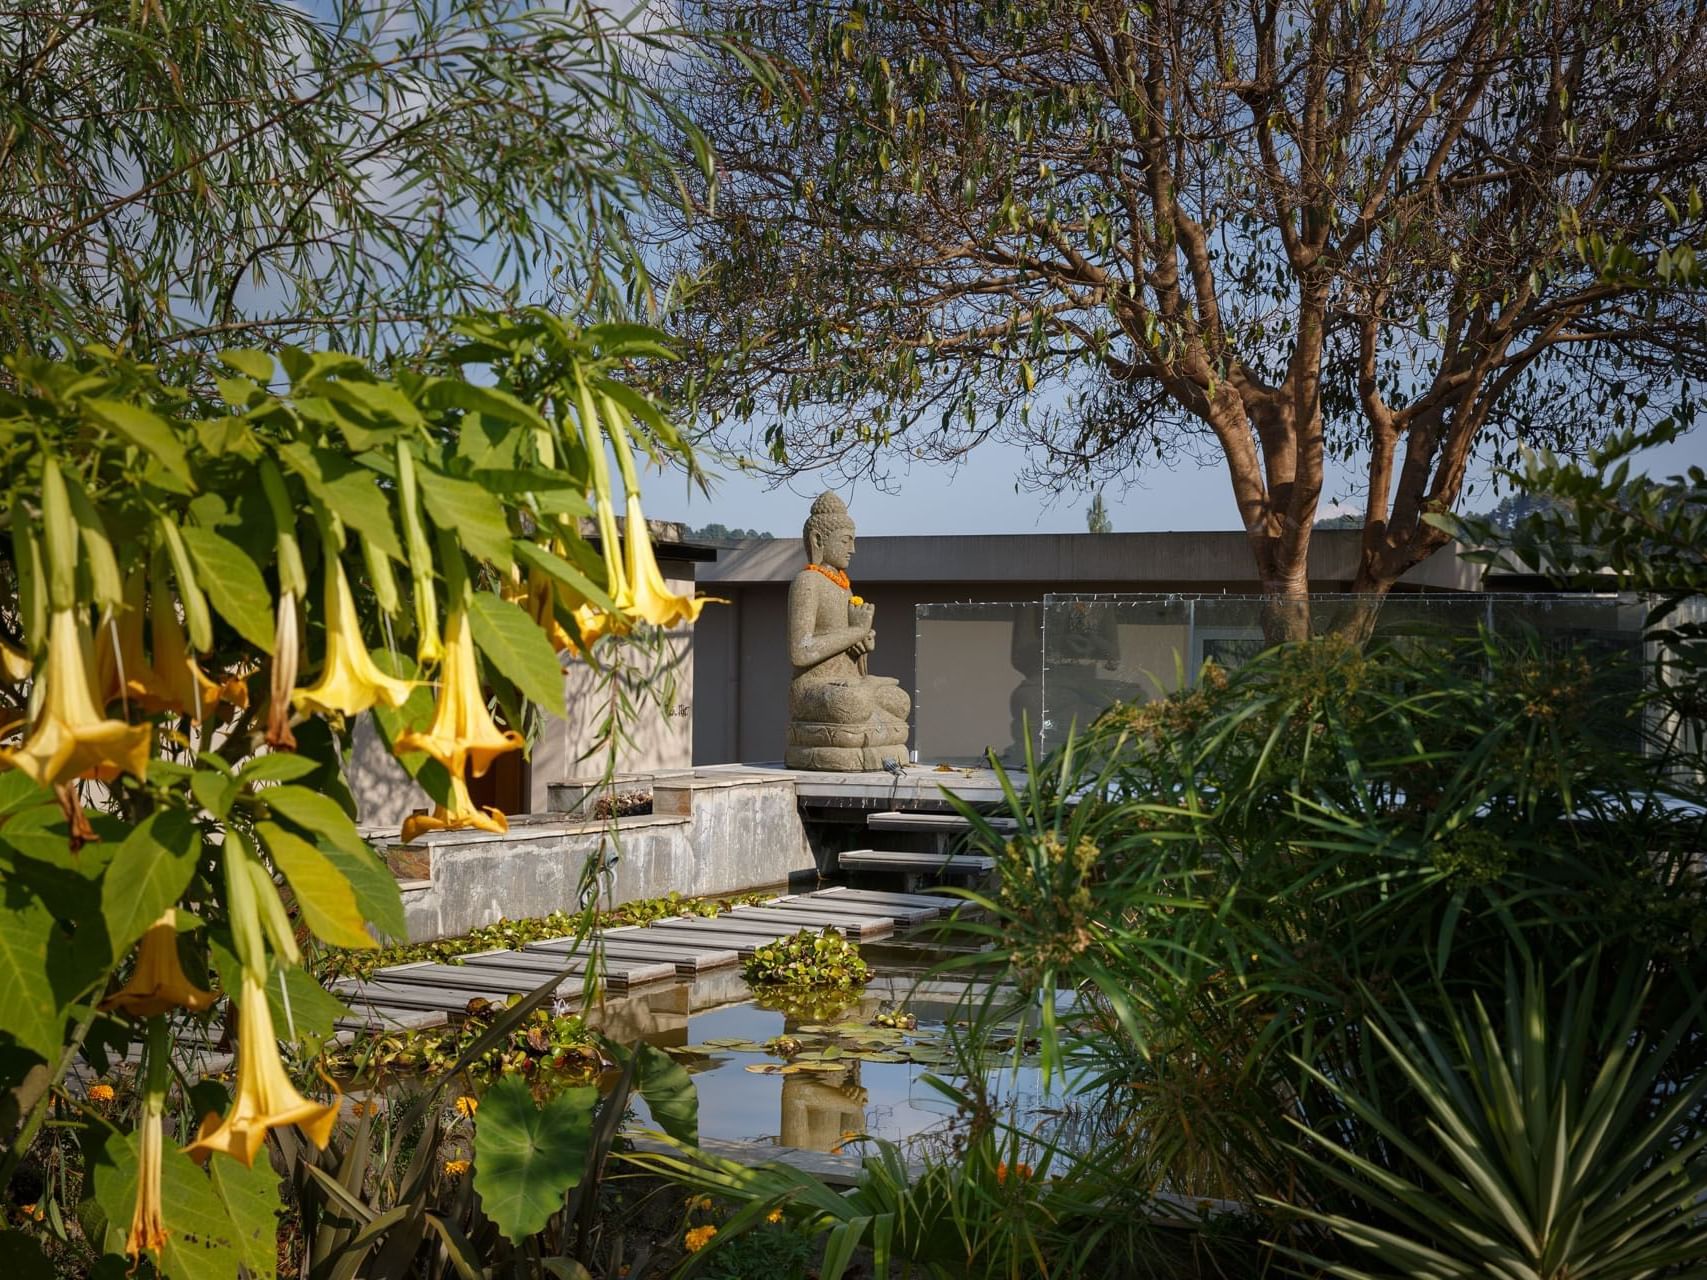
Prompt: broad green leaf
<box><xmin>319</xmin><ymin>377</ymin><xmax>426</xmax><ymax>430</ymax></box>
<box><xmin>238</xmin><ymin>753</ymin><xmax>320</xmax><ymax>784</ymax></box>
<box><xmin>418</xmin><ymin>468</ymin><xmax>513</xmax><ymax>569</ymax></box>
<box><xmin>0</xmin><ymin>771</ymin><xmax>49</xmax><ymax>815</ymax></box>
<box><xmin>255</xmin><ymin>821</ymin><xmax>374</xmax><ymax>949</ymax></box>
<box><xmin>101</xmin><ymin>810</ymin><xmax>199</xmax><ymax>955</ymax></box>
<box><xmin>81</xmin><ymin>399</ymin><xmax>193</xmax><ymax>487</ymax></box>
<box><xmin>220</xmin><ymin>349</ymin><xmax>274</xmax><ymax>382</ymax></box>
<box><xmin>88</xmin><ymin>1125</ymin><xmax>282</xmax><ymax>1280</ymax></box>
<box><xmin>472</xmin><ymin>1076</ymin><xmax>596</xmax><ymax>1243</ymax></box>
<box><xmin>422</xmin><ymin>378</ymin><xmax>549</xmax><ymax>433</ymax></box>
<box><xmin>263</xmin><ymin>785</ymin><xmax>365</xmax><ymax>856</ymax></box>
<box><xmin>467</xmin><ymin>590</ymin><xmax>565</xmax><ymax>716</ymax></box>
<box><xmin>179</xmin><ymin>526</ymin><xmax>276</xmax><ymax>652</ymax></box>
<box><xmin>635</xmin><ymin>1042</ymin><xmax>699</xmax><ymax>1144</ymax></box>
<box><xmin>321</xmin><ymin>843</ymin><xmax>407</xmax><ymax>941</ymax></box>
<box><xmin>0</xmin><ymin>897</ymin><xmax>65</xmax><ymax>1061</ymax></box>
<box><xmin>262</xmin><ymin>960</ymin><xmax>351</xmax><ymax>1052</ymax></box>
<box><xmin>277</xmin><ymin>443</ymin><xmax>403</xmax><ymax>560</ymax></box>
<box><xmin>192</xmin><ymin>768</ymin><xmax>239</xmax><ymax>820</ymax></box>
<box><xmin>513</xmin><ymin>540</ymin><xmax>613</xmax><ymax>613</ymax></box>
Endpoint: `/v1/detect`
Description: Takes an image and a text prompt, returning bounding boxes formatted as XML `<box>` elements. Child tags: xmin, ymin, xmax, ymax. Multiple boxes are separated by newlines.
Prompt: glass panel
<box><xmin>1038</xmin><ymin>593</ymin><xmax>1652</xmax><ymax>753</ymax></box>
<box><xmin>1039</xmin><ymin>596</ymin><xmax>1193</xmax><ymax>752</ymax></box>
<box><xmin>914</xmin><ymin>601</ymin><xmax>1040</xmax><ymax>766</ymax></box>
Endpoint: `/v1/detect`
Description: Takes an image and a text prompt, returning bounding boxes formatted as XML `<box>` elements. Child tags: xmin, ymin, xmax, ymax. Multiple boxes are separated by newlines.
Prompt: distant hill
<box><xmin>686</xmin><ymin>523</ymin><xmax>776</xmax><ymax>545</ymax></box>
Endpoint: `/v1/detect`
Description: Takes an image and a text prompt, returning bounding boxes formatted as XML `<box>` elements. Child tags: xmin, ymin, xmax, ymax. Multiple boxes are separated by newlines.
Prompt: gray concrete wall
<box><xmin>396</xmin><ymin>774</ymin><xmax>813</xmax><ymax>941</ymax></box>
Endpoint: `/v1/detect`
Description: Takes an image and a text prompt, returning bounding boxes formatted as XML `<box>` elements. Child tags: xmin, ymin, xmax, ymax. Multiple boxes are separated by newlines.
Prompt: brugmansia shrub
<box><xmin>0</xmin><ymin>309</ymin><xmax>708</xmax><ymax>1274</ymax></box>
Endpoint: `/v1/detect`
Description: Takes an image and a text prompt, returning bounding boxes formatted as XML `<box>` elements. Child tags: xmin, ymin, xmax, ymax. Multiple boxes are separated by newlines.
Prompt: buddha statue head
<box><xmin>803</xmin><ymin>491</ymin><xmax>856</xmax><ymax>570</ymax></box>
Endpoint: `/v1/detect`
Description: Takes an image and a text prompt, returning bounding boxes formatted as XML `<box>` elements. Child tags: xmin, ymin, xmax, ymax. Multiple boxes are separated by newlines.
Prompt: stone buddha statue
<box><xmin>784</xmin><ymin>493</ymin><xmax>911</xmax><ymax>771</ymax></box>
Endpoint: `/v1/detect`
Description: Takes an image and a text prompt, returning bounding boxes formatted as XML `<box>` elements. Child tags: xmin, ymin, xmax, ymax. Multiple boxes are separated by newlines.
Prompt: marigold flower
<box><xmin>766</xmin><ymin>1207</ymin><xmax>784</xmax><ymax>1224</ymax></box>
<box><xmin>398</xmin><ymin>771</ymin><xmax>509</xmax><ymax>844</ymax></box>
<box><xmin>442</xmin><ymin>1158</ymin><xmax>470</xmax><ymax>1178</ymax></box>
<box><xmin>683</xmin><ymin>1224</ymin><xmax>717</xmax><ymax>1253</ymax></box>
<box><xmin>101</xmin><ymin>909</ymin><xmax>217</xmax><ymax>1018</ymax></box>
<box><xmin>0</xmin><ymin>606</ymin><xmax>150</xmax><ymax>788</ymax></box>
<box><xmin>87</xmin><ymin>1083</ymin><xmax>116</xmax><ymax>1103</ymax></box>
<box><xmin>394</xmin><ymin>606</ymin><xmax>523</xmax><ymax>779</ymax></box>
<box><xmin>125</xmin><ymin>1102</ymin><xmax>167</xmax><ymax>1260</ymax></box>
<box><xmin>622</xmin><ymin>494</ymin><xmax>708</xmax><ymax>629</ymax></box>
<box><xmin>293</xmin><ymin>558</ymin><xmax>412</xmax><ymax>718</ymax></box>
<box><xmin>995</xmin><ymin>1161</ymin><xmax>1034</xmax><ymax>1185</ymax></box>
<box><xmin>453</xmin><ymin>1094</ymin><xmax>479</xmax><ymax>1118</ymax></box>
<box><xmin>184</xmin><ymin>969</ymin><xmax>338</xmax><ymax>1167</ymax></box>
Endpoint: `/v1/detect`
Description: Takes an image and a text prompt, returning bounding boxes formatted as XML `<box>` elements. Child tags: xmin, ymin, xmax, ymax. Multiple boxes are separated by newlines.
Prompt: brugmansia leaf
<box><xmin>417</xmin><ymin>468</ymin><xmax>513</xmax><ymax>569</ymax></box>
<box><xmin>320</xmin><ymin>842</ymin><xmax>408</xmax><ymax>942</ymax></box>
<box><xmin>262</xmin><ymin>961</ymin><xmax>350</xmax><ymax>1052</ymax></box>
<box><xmin>238</xmin><ymin>754</ymin><xmax>320</xmax><ymax>784</ymax></box>
<box><xmin>255</xmin><ymin>821</ymin><xmax>374</xmax><ymax>949</ymax></box>
<box><xmin>472</xmin><ymin>1077</ymin><xmax>597</xmax><ymax>1243</ymax></box>
<box><xmin>220</xmin><ymin>349</ymin><xmax>275</xmax><ymax>382</ymax></box>
<box><xmin>101</xmin><ymin>809</ymin><xmax>199</xmax><ymax>955</ymax></box>
<box><xmin>276</xmin><ymin>443</ymin><xmax>404</xmax><ymax>561</ymax></box>
<box><xmin>635</xmin><ymin>1042</ymin><xmax>699</xmax><ymax>1144</ymax></box>
<box><xmin>179</xmin><ymin>526</ymin><xmax>276</xmax><ymax>652</ymax></box>
<box><xmin>0</xmin><ymin>896</ymin><xmax>66</xmax><ymax>1061</ymax></box>
<box><xmin>467</xmin><ymin>589</ymin><xmax>566</xmax><ymax>716</ymax></box>
<box><xmin>81</xmin><ymin>399</ymin><xmax>193</xmax><ymax>487</ymax></box>
<box><xmin>263</xmin><ymin>785</ymin><xmax>366</xmax><ymax>855</ymax></box>
<box><xmin>89</xmin><ymin>1126</ymin><xmax>282</xmax><ymax>1280</ymax></box>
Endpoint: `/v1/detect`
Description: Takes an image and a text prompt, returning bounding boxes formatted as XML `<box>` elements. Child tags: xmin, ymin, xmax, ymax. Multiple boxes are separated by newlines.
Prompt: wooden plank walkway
<box><xmin>329</xmin><ymin>888</ymin><xmax>960</xmax><ymax>1031</ymax></box>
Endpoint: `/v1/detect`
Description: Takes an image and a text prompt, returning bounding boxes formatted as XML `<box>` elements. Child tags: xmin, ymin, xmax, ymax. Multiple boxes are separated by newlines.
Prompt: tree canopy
<box><xmin>658</xmin><ymin>0</ymin><xmax>1707</xmax><ymax>612</ymax></box>
<box><xmin>2</xmin><ymin>0</ymin><xmax>709</xmax><ymax>363</ymax></box>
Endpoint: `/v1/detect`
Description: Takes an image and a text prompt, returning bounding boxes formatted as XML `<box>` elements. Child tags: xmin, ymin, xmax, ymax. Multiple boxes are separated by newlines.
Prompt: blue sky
<box><xmin>642</xmin><ymin>428</ymin><xmax>1707</xmax><ymax>538</ymax></box>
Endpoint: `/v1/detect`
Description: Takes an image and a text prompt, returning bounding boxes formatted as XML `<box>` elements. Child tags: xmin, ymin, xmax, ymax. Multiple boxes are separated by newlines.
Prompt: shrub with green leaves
<box><xmin>743</xmin><ymin>928</ymin><xmax>872</xmax><ymax>989</ymax></box>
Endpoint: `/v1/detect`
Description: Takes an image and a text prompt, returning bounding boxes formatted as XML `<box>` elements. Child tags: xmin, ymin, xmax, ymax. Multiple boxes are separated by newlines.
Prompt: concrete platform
<box><xmin>694</xmin><ymin>762</ymin><xmax>1008</xmax><ymax>810</ymax></box>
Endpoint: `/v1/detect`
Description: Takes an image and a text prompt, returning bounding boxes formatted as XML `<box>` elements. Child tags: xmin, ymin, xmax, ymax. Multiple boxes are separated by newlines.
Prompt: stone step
<box><xmin>726</xmin><ymin>905</ymin><xmax>895</xmax><ymax>939</ymax></box>
<box><xmin>837</xmin><ymin>847</ymin><xmax>995</xmax><ymax>875</ymax></box>
<box><xmin>866</xmin><ymin>810</ymin><xmax>1016</xmax><ymax>834</ymax></box>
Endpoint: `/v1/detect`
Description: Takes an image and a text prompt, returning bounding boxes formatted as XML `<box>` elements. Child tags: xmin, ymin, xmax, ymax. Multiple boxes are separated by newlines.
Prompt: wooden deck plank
<box><xmin>455</xmin><ymin>949</ymin><xmax>679</xmax><ymax>986</ymax></box>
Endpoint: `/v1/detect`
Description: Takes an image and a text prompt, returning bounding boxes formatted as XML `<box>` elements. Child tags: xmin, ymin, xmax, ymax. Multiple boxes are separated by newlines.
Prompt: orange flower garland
<box><xmin>804</xmin><ymin>562</ymin><xmax>851</xmax><ymax>591</ymax></box>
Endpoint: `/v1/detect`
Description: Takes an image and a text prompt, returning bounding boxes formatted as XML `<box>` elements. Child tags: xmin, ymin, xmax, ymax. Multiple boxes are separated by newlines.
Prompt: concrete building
<box><xmin>692</xmin><ymin>528</ymin><xmax>1488</xmax><ymax>765</ymax></box>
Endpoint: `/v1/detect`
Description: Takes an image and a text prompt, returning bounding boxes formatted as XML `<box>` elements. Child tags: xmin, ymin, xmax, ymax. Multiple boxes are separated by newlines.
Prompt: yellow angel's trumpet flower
<box><xmin>100</xmin><ymin>909</ymin><xmax>217</xmax><ymax>1017</ymax></box>
<box><xmin>399</xmin><ymin>771</ymin><xmax>508</xmax><ymax>844</ymax></box>
<box><xmin>293</xmin><ymin>558</ymin><xmax>412</xmax><ymax>718</ymax></box>
<box><xmin>395</xmin><ymin>605</ymin><xmax>523</xmax><ymax>778</ymax></box>
<box><xmin>126</xmin><ymin>1096</ymin><xmax>168</xmax><ymax>1260</ymax></box>
<box><xmin>185</xmin><ymin>968</ymin><xmax>338</xmax><ymax>1167</ymax></box>
<box><xmin>138</xmin><ymin>579</ymin><xmax>223</xmax><ymax>723</ymax></box>
<box><xmin>514</xmin><ymin>566</ymin><xmax>574</xmax><ymax>654</ymax></box>
<box><xmin>0</xmin><ymin>606</ymin><xmax>150</xmax><ymax>788</ymax></box>
<box><xmin>126</xmin><ymin>1018</ymin><xmax>172</xmax><ymax>1263</ymax></box>
<box><xmin>623</xmin><ymin>493</ymin><xmax>710</xmax><ymax>628</ymax></box>
<box><xmin>267</xmin><ymin>592</ymin><xmax>300</xmax><ymax>749</ymax></box>
<box><xmin>0</xmin><ymin>636</ymin><xmax>32</xmax><ymax>684</ymax></box>
<box><xmin>95</xmin><ymin>571</ymin><xmax>148</xmax><ymax>707</ymax></box>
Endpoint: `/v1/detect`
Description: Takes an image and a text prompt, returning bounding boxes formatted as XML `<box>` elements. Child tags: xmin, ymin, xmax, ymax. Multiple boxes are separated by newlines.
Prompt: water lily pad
<box><xmin>784</xmin><ymin>1061</ymin><xmax>849</xmax><ymax>1074</ymax></box>
<box><xmin>667</xmin><ymin>1044</ymin><xmax>731</xmax><ymax>1057</ymax></box>
<box><xmin>702</xmin><ymin>1038</ymin><xmax>767</xmax><ymax>1052</ymax></box>
<box><xmin>850</xmin><ymin>1050</ymin><xmax>907</xmax><ymax>1063</ymax></box>
<box><xmin>744</xmin><ymin>1063</ymin><xmax>787</xmax><ymax>1074</ymax></box>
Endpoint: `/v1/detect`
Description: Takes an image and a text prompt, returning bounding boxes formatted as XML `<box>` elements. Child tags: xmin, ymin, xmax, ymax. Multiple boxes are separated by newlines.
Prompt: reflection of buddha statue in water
<box><xmin>784</xmin><ymin>493</ymin><xmax>911</xmax><ymax>771</ymax></box>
